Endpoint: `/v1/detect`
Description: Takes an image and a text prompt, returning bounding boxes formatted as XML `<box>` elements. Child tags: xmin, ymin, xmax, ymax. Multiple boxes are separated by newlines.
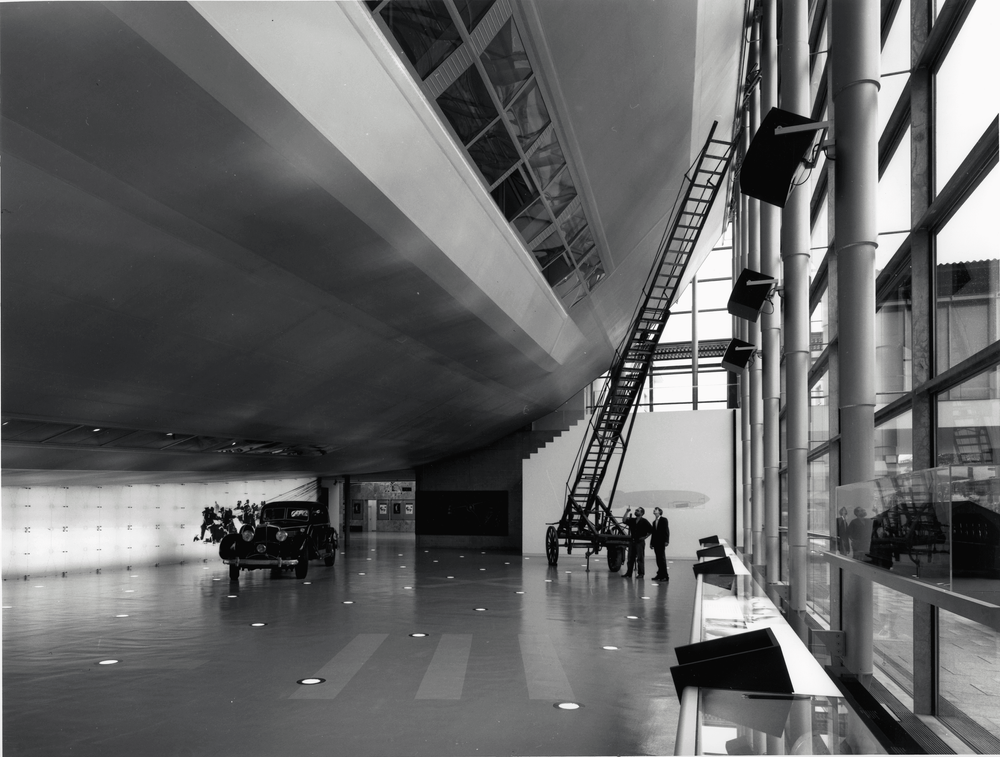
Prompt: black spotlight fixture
<box><xmin>727</xmin><ymin>268</ymin><xmax>777</xmax><ymax>322</ymax></box>
<box><xmin>739</xmin><ymin>107</ymin><xmax>830</xmax><ymax>207</ymax></box>
<box><xmin>721</xmin><ymin>339</ymin><xmax>757</xmax><ymax>373</ymax></box>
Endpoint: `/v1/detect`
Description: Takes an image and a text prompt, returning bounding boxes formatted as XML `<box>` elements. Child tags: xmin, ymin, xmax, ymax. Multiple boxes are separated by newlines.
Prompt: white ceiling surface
<box><xmin>0</xmin><ymin>1</ymin><xmax>742</xmax><ymax>487</ymax></box>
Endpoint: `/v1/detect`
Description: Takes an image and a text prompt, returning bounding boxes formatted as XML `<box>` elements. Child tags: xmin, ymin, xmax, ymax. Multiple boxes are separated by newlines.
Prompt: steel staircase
<box><xmin>547</xmin><ymin>122</ymin><xmax>735</xmax><ymax>565</ymax></box>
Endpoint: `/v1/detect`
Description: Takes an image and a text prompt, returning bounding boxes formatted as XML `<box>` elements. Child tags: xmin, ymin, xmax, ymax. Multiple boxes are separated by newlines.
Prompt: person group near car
<box><xmin>621</xmin><ymin>505</ymin><xmax>670</xmax><ymax>581</ymax></box>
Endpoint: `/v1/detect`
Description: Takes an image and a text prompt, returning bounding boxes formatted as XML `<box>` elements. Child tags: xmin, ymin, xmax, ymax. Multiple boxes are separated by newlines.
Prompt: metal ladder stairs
<box><xmin>555</xmin><ymin>122</ymin><xmax>735</xmax><ymax>553</ymax></box>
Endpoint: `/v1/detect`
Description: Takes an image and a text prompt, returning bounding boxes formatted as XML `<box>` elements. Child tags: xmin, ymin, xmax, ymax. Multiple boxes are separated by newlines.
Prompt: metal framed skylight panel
<box><xmin>512</xmin><ymin>197</ymin><xmax>551</xmax><ymax>244</ymax></box>
<box><xmin>377</xmin><ymin>0</ymin><xmax>464</xmax><ymax>80</ymax></box>
<box><xmin>367</xmin><ymin>0</ymin><xmax>605</xmax><ymax>300</ymax></box>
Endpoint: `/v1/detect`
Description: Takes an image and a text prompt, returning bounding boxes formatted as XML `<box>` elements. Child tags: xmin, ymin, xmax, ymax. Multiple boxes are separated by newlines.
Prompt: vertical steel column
<box><xmin>748</xmin><ymin>24</ymin><xmax>765</xmax><ymax>565</ymax></box>
<box><xmin>910</xmin><ymin>0</ymin><xmax>937</xmax><ymax>714</ymax></box>
<box><xmin>760</xmin><ymin>0</ymin><xmax>782</xmax><ymax>583</ymax></box>
<box><xmin>832</xmin><ymin>0</ymin><xmax>879</xmax><ymax>679</ymax></box>
<box><xmin>692</xmin><ymin>279</ymin><xmax>700</xmax><ymax>409</ymax></box>
<box><xmin>740</xmin><ymin>149</ymin><xmax>753</xmax><ymax>557</ymax></box>
<box><xmin>779</xmin><ymin>0</ymin><xmax>810</xmax><ymax>616</ymax></box>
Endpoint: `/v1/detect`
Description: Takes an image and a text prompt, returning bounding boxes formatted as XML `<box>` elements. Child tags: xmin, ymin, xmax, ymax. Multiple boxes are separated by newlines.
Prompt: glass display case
<box><xmin>675</xmin><ymin>540</ymin><xmax>885</xmax><ymax>755</ymax></box>
<box><xmin>833</xmin><ymin>465</ymin><xmax>1000</xmax><ymax>602</ymax></box>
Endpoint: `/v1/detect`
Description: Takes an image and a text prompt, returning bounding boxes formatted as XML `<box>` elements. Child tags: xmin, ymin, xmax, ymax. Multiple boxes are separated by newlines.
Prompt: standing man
<box><xmin>622</xmin><ymin>507</ymin><xmax>652</xmax><ymax>578</ymax></box>
<box><xmin>650</xmin><ymin>507</ymin><xmax>670</xmax><ymax>581</ymax></box>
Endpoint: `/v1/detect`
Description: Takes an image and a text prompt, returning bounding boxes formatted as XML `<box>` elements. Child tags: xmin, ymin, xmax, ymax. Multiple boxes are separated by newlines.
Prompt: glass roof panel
<box><xmin>490</xmin><ymin>167</ymin><xmax>535</xmax><ymax>220</ymax></box>
<box><xmin>454</xmin><ymin>0</ymin><xmax>495</xmax><ymax>31</ymax></box>
<box><xmin>380</xmin><ymin>1</ymin><xmax>462</xmax><ymax>80</ymax></box>
<box><xmin>513</xmin><ymin>199</ymin><xmax>552</xmax><ymax>245</ymax></box>
<box><xmin>553</xmin><ymin>270</ymin><xmax>583</xmax><ymax>299</ymax></box>
<box><xmin>527</xmin><ymin>129</ymin><xmax>566</xmax><ymax>189</ymax></box>
<box><xmin>559</xmin><ymin>206</ymin><xmax>587</xmax><ymax>248</ymax></box>
<box><xmin>437</xmin><ymin>65</ymin><xmax>500</xmax><ymax>144</ymax></box>
<box><xmin>543</xmin><ymin>167</ymin><xmax>577</xmax><ymax>217</ymax></box>
<box><xmin>569</xmin><ymin>227</ymin><xmax>595</xmax><ymax>264</ymax></box>
<box><xmin>507</xmin><ymin>80</ymin><xmax>550</xmax><ymax>149</ymax></box>
<box><xmin>542</xmin><ymin>253</ymin><xmax>574</xmax><ymax>286</ymax></box>
<box><xmin>467</xmin><ymin>120</ymin><xmax>520</xmax><ymax>184</ymax></box>
<box><xmin>532</xmin><ymin>238</ymin><xmax>565</xmax><ymax>270</ymax></box>
<box><xmin>480</xmin><ymin>17</ymin><xmax>532</xmax><ymax>107</ymax></box>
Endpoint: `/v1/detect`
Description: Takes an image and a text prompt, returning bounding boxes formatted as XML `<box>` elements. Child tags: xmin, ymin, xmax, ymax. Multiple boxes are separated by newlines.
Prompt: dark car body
<box><xmin>220</xmin><ymin>501</ymin><xmax>338</xmax><ymax>580</ymax></box>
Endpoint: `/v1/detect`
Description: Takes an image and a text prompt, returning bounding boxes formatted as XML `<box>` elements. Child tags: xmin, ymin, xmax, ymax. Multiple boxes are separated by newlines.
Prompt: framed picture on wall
<box><xmin>353</xmin><ymin>502</ymin><xmax>362</xmax><ymax>515</ymax></box>
<box><xmin>405</xmin><ymin>504</ymin><xmax>414</xmax><ymax>515</ymax></box>
<box><xmin>393</xmin><ymin>502</ymin><xmax>401</xmax><ymax>515</ymax></box>
<box><xmin>379</xmin><ymin>503</ymin><xmax>388</xmax><ymax>515</ymax></box>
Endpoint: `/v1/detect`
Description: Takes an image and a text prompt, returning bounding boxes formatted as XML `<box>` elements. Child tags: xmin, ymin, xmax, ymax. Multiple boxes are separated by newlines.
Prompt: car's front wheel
<box><xmin>295</xmin><ymin>543</ymin><xmax>310</xmax><ymax>579</ymax></box>
<box><xmin>324</xmin><ymin>534</ymin><xmax>336</xmax><ymax>566</ymax></box>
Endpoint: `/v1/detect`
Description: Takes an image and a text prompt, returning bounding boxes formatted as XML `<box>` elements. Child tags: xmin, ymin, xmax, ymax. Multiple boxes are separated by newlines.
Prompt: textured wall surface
<box><xmin>2</xmin><ymin>477</ymin><xmax>315</xmax><ymax>579</ymax></box>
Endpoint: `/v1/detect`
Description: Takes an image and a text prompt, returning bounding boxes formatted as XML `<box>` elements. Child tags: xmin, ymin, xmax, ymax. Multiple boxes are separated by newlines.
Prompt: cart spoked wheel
<box><xmin>545</xmin><ymin>526</ymin><xmax>559</xmax><ymax>566</ymax></box>
<box><xmin>607</xmin><ymin>546</ymin><xmax>625</xmax><ymax>572</ymax></box>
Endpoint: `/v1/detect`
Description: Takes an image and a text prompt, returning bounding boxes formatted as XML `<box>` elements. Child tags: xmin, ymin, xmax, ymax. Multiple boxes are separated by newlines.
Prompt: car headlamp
<box><xmin>241</xmin><ymin>527</ymin><xmax>254</xmax><ymax>542</ymax></box>
<box><xmin>276</xmin><ymin>530</ymin><xmax>288</xmax><ymax>542</ymax></box>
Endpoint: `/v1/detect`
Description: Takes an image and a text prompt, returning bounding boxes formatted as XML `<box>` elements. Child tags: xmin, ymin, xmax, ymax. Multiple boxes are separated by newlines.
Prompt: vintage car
<box><xmin>220</xmin><ymin>500</ymin><xmax>338</xmax><ymax>580</ymax></box>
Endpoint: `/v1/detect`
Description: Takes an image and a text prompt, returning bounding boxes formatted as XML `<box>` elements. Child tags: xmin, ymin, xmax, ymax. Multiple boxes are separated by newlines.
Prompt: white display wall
<box><xmin>2</xmin><ymin>478</ymin><xmax>315</xmax><ymax>580</ymax></box>
<box><xmin>523</xmin><ymin>409</ymin><xmax>735</xmax><ymax>558</ymax></box>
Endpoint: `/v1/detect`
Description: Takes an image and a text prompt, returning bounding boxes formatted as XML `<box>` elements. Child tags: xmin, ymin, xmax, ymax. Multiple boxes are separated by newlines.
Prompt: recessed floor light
<box><xmin>515</xmin><ymin>591</ymin><xmax>525</xmax><ymax>594</ymax></box>
<box><xmin>525</xmin><ymin>557</ymin><xmax>530</xmax><ymax>560</ymax></box>
<box><xmin>460</xmin><ymin>555</ymin><xmax>465</xmax><ymax>558</ymax></box>
<box><xmin>359</xmin><ymin>572</ymin><xmax>366</xmax><ymax>575</ymax></box>
<box><xmin>343</xmin><ymin>601</ymin><xmax>354</xmax><ymax>604</ymax></box>
<box><xmin>303</xmin><ymin>582</ymin><xmax>311</xmax><ymax>585</ymax></box>
<box><xmin>480</xmin><ymin>568</ymin><xmax>486</xmax><ymax>571</ymax></box>
<box><xmin>130</xmin><ymin>575</ymin><xmax>138</xmax><ymax>578</ymax></box>
<box><xmin>565</xmin><ymin>571</ymin><xmax>572</xmax><ymax>574</ymax></box>
<box><xmin>602</xmin><ymin>646</ymin><xmax>619</xmax><ymax>651</ymax></box>
<box><xmin>505</xmin><ymin>562</ymin><xmax>510</xmax><ymax>565</ymax></box>
<box><xmin>409</xmin><ymin>633</ymin><xmax>428</xmax><ymax>638</ymax></box>
<box><xmin>203</xmin><ymin>567</ymin><xmax>209</xmax><ymax>570</ymax></box>
<box><xmin>545</xmin><ymin>579</ymin><xmax>552</xmax><ymax>583</ymax></box>
<box><xmin>474</xmin><ymin>608</ymin><xmax>487</xmax><ymax>612</ymax></box>
<box><xmin>34</xmin><ymin>585</ymin><xmax>44</xmax><ymax>589</ymax></box>
<box><xmin>424</xmin><ymin>550</ymin><xmax>429</xmax><ymax>553</ymax></box>
<box><xmin>400</xmin><ymin>565</ymin><xmax>406</xmax><ymax>568</ymax></box>
<box><xmin>297</xmin><ymin>678</ymin><xmax>325</xmax><ymax>685</ymax></box>
<box><xmin>227</xmin><ymin>595</ymin><xmax>237</xmax><ymax>598</ymax></box>
<box><xmin>641</xmin><ymin>596</ymin><xmax>650</xmax><ymax>599</ymax></box>
<box><xmin>626</xmin><ymin>615</ymin><xmax>639</xmax><ymax>620</ymax></box>
<box><xmin>98</xmin><ymin>659</ymin><xmax>119</xmax><ymax>665</ymax></box>
<box><xmin>2</xmin><ymin>606</ymin><xmax>12</xmax><ymax>609</ymax></box>
<box><xmin>115</xmin><ymin>614</ymin><xmax>129</xmax><ymax>618</ymax></box>
<box><xmin>447</xmin><ymin>576</ymin><xmax>454</xmax><ymax>579</ymax></box>
<box><xmin>371</xmin><ymin>549</ymin><xmax>375</xmax><ymax>552</ymax></box>
<box><xmin>555</xmin><ymin>702</ymin><xmax>582</xmax><ymax>710</ymax></box>
<box><xmin>124</xmin><ymin>589</ymin><xmax>135</xmax><ymax>593</ymax></box>
<box><xmin>398</xmin><ymin>554</ymin><xmax>403</xmax><ymax>557</ymax></box>
<box><xmin>212</xmin><ymin>578</ymin><xmax>220</xmax><ymax>581</ymax></box>
<box><xmin>250</xmin><ymin>622</ymin><xmax>267</xmax><ymax>627</ymax></box>
<box><xmin>433</xmin><ymin>560</ymin><xmax>439</xmax><ymax>563</ymax></box>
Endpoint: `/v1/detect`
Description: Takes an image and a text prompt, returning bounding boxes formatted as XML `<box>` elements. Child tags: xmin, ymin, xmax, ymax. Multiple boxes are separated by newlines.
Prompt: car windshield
<box><xmin>260</xmin><ymin>508</ymin><xmax>309</xmax><ymax>523</ymax></box>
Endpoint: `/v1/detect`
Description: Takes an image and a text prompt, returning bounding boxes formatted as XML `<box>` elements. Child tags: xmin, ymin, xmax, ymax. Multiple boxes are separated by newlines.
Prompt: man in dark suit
<box><xmin>650</xmin><ymin>506</ymin><xmax>670</xmax><ymax>581</ymax></box>
<box><xmin>622</xmin><ymin>507</ymin><xmax>652</xmax><ymax>578</ymax></box>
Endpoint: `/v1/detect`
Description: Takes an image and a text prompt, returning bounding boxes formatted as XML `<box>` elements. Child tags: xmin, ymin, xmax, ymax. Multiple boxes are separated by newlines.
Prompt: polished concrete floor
<box><xmin>2</xmin><ymin>533</ymin><xmax>695</xmax><ymax>757</ymax></box>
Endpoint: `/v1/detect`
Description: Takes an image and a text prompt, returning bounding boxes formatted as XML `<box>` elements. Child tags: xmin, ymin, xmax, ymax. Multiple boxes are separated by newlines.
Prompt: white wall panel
<box><xmin>2</xmin><ymin>478</ymin><xmax>314</xmax><ymax>579</ymax></box>
<box><xmin>523</xmin><ymin>409</ymin><xmax>734</xmax><ymax>558</ymax></box>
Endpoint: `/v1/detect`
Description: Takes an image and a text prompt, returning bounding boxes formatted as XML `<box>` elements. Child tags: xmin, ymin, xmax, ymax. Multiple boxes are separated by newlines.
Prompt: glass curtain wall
<box><xmin>782</xmin><ymin>0</ymin><xmax>1000</xmax><ymax>748</ymax></box>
